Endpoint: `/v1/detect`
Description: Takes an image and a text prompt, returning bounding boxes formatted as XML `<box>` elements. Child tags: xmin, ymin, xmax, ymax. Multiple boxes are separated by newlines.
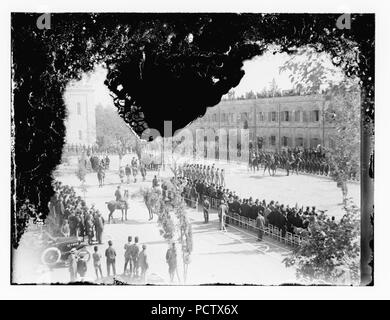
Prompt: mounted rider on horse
<box><xmin>106</xmin><ymin>186</ymin><xmax>129</xmax><ymax>223</ymax></box>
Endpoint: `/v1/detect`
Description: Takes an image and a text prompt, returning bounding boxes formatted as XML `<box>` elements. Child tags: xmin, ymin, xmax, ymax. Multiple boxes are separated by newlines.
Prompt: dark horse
<box><xmin>143</xmin><ymin>189</ymin><xmax>160</xmax><ymax>221</ymax></box>
<box><xmin>289</xmin><ymin>157</ymin><xmax>301</xmax><ymax>176</ymax></box>
<box><xmin>106</xmin><ymin>190</ymin><xmax>129</xmax><ymax>223</ymax></box>
<box><xmin>263</xmin><ymin>156</ymin><xmax>277</xmax><ymax>176</ymax></box>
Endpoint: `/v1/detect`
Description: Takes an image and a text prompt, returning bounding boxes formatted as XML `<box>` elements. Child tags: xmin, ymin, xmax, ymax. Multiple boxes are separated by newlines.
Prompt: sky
<box><xmin>71</xmin><ymin>49</ymin><xmax>342</xmax><ymax>109</ymax></box>
<box><xmin>230</xmin><ymin>51</ymin><xmax>294</xmax><ymax>96</ymax></box>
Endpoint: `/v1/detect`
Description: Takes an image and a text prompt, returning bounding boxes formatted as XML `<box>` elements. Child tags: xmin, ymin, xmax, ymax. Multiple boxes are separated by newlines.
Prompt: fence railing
<box><xmin>181</xmin><ymin>194</ymin><xmax>305</xmax><ymax>247</ymax></box>
<box><xmin>226</xmin><ymin>212</ymin><xmax>304</xmax><ymax>247</ymax></box>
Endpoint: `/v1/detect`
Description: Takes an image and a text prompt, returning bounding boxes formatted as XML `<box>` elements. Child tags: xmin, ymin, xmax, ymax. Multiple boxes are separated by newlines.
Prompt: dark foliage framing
<box><xmin>11</xmin><ymin>13</ymin><xmax>374</xmax><ymax>283</ymax></box>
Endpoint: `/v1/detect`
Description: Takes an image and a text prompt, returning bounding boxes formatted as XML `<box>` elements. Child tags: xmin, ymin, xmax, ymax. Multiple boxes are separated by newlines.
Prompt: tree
<box><xmin>280</xmin><ymin>47</ymin><xmax>360</xmax><ymax>202</ymax></box>
<box><xmin>269</xmin><ymin>78</ymin><xmax>281</xmax><ymax>97</ymax></box>
<box><xmin>327</xmin><ymin>87</ymin><xmax>360</xmax><ymax>204</ymax></box>
<box><xmin>95</xmin><ymin>103</ymin><xmax>138</xmax><ymax>158</ymax></box>
<box><xmin>280</xmin><ymin>47</ymin><xmax>364</xmax><ymax>284</ymax></box>
<box><xmin>141</xmin><ymin>178</ymin><xmax>193</xmax><ymax>283</ymax></box>
<box><xmin>284</xmin><ymin>199</ymin><xmax>360</xmax><ymax>285</ymax></box>
<box><xmin>257</xmin><ymin>86</ymin><xmax>269</xmax><ymax>98</ymax></box>
<box><xmin>245</xmin><ymin>90</ymin><xmax>256</xmax><ymax>99</ymax></box>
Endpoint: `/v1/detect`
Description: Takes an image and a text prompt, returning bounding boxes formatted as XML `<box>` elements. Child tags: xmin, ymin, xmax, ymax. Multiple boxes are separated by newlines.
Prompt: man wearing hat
<box><xmin>129</xmin><ymin>236</ymin><xmax>140</xmax><ymax>278</ymax></box>
<box><xmin>115</xmin><ymin>186</ymin><xmax>122</xmax><ymax>202</ymax></box>
<box><xmin>77</xmin><ymin>251</ymin><xmax>88</xmax><ymax>280</ymax></box>
<box><xmin>123</xmin><ymin>236</ymin><xmax>133</xmax><ymax>275</ymax></box>
<box><xmin>218</xmin><ymin>200</ymin><xmax>228</xmax><ymax>231</ymax></box>
<box><xmin>94</xmin><ymin>211</ymin><xmax>104</xmax><ymax>245</ymax></box>
<box><xmin>68</xmin><ymin>248</ymin><xmax>78</xmax><ymax>282</ymax></box>
<box><xmin>256</xmin><ymin>212</ymin><xmax>266</xmax><ymax>241</ymax></box>
<box><xmin>202</xmin><ymin>196</ymin><xmax>210</xmax><ymax>223</ymax></box>
<box><xmin>105</xmin><ymin>240</ymin><xmax>117</xmax><ymax>277</ymax></box>
<box><xmin>138</xmin><ymin>244</ymin><xmax>149</xmax><ymax>283</ymax></box>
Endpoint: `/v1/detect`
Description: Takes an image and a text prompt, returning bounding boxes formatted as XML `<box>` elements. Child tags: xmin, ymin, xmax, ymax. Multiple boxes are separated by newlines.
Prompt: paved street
<box><xmin>13</xmin><ymin>154</ymin><xmax>359</xmax><ymax>285</ymax></box>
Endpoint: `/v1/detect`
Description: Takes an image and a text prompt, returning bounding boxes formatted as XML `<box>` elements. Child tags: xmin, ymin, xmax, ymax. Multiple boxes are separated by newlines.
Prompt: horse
<box><xmin>143</xmin><ymin>189</ymin><xmax>161</xmax><ymax>220</ymax></box>
<box><xmin>90</xmin><ymin>156</ymin><xmax>100</xmax><ymax>172</ymax></box>
<box><xmin>97</xmin><ymin>168</ymin><xmax>105</xmax><ymax>187</ymax></box>
<box><xmin>290</xmin><ymin>157</ymin><xmax>302</xmax><ymax>175</ymax></box>
<box><xmin>106</xmin><ymin>190</ymin><xmax>129</xmax><ymax>223</ymax></box>
<box><xmin>248</xmin><ymin>154</ymin><xmax>259</xmax><ymax>172</ymax></box>
<box><xmin>263</xmin><ymin>157</ymin><xmax>277</xmax><ymax>176</ymax></box>
<box><xmin>285</xmin><ymin>156</ymin><xmax>300</xmax><ymax>176</ymax></box>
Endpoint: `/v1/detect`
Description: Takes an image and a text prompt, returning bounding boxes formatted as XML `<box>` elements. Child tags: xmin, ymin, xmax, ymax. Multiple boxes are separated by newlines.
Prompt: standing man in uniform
<box><xmin>138</xmin><ymin>244</ymin><xmax>149</xmax><ymax>283</ymax></box>
<box><xmin>152</xmin><ymin>175</ymin><xmax>159</xmax><ymax>188</ymax></box>
<box><xmin>256</xmin><ymin>212</ymin><xmax>266</xmax><ymax>241</ymax></box>
<box><xmin>130</xmin><ymin>236</ymin><xmax>140</xmax><ymax>278</ymax></box>
<box><xmin>131</xmin><ymin>157</ymin><xmax>138</xmax><ymax>183</ymax></box>
<box><xmin>105</xmin><ymin>240</ymin><xmax>117</xmax><ymax>277</ymax></box>
<box><xmin>215</xmin><ymin>168</ymin><xmax>220</xmax><ymax>186</ymax></box>
<box><xmin>220</xmin><ymin>169</ymin><xmax>225</xmax><ymax>187</ymax></box>
<box><xmin>125</xmin><ymin>164</ymin><xmax>131</xmax><ymax>184</ymax></box>
<box><xmin>94</xmin><ymin>211</ymin><xmax>104</xmax><ymax>244</ymax></box>
<box><xmin>218</xmin><ymin>200</ymin><xmax>228</xmax><ymax>231</ymax></box>
<box><xmin>115</xmin><ymin>186</ymin><xmax>122</xmax><ymax>202</ymax></box>
<box><xmin>210</xmin><ymin>165</ymin><xmax>215</xmax><ymax>186</ymax></box>
<box><xmin>67</xmin><ymin>248</ymin><xmax>78</xmax><ymax>282</ymax></box>
<box><xmin>123</xmin><ymin>236</ymin><xmax>133</xmax><ymax>276</ymax></box>
<box><xmin>203</xmin><ymin>196</ymin><xmax>210</xmax><ymax>223</ymax></box>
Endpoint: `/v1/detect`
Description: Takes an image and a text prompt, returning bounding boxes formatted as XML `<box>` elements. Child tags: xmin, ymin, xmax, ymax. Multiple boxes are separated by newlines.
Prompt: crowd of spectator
<box><xmin>48</xmin><ymin>181</ymin><xmax>105</xmax><ymax>245</ymax></box>
<box><xmin>177</xmin><ymin>163</ymin><xmax>332</xmax><ymax>237</ymax></box>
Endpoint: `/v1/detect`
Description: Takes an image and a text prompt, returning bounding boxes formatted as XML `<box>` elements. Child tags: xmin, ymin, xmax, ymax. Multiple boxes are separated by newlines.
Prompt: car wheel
<box><xmin>41</xmin><ymin>247</ymin><xmax>61</xmax><ymax>266</ymax></box>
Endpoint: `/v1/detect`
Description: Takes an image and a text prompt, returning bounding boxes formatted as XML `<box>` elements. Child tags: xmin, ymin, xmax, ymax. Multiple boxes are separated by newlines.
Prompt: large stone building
<box><xmin>188</xmin><ymin>95</ymin><xmax>336</xmax><ymax>152</ymax></box>
<box><xmin>64</xmin><ymin>83</ymin><xmax>97</xmax><ymax>147</ymax></box>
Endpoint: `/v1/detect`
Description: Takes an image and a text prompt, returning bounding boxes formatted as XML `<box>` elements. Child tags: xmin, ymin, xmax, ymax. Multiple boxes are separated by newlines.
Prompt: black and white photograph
<box><xmin>4</xmin><ymin>0</ymin><xmax>386</xmax><ymax>297</ymax></box>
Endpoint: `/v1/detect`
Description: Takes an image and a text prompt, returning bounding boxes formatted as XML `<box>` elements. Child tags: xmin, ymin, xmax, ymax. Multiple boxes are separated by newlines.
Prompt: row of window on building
<box><xmin>259</xmin><ymin>136</ymin><xmax>322</xmax><ymax>148</ymax></box>
<box><xmin>203</xmin><ymin>110</ymin><xmax>321</xmax><ymax>124</ymax></box>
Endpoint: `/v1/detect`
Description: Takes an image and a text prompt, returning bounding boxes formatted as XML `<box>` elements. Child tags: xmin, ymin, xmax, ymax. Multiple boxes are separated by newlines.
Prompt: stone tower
<box><xmin>64</xmin><ymin>83</ymin><xmax>97</xmax><ymax>147</ymax></box>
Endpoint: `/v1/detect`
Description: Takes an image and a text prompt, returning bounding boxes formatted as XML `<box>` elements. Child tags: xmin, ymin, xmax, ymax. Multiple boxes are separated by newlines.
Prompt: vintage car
<box><xmin>40</xmin><ymin>236</ymin><xmax>90</xmax><ymax>267</ymax></box>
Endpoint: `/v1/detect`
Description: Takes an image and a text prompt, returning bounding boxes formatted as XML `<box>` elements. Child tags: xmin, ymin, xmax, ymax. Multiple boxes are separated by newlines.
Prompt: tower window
<box><xmin>270</xmin><ymin>135</ymin><xmax>276</xmax><ymax>146</ymax></box>
<box><xmin>283</xmin><ymin>111</ymin><xmax>289</xmax><ymax>121</ymax></box>
<box><xmin>294</xmin><ymin>110</ymin><xmax>301</xmax><ymax>122</ymax></box>
<box><xmin>314</xmin><ymin>110</ymin><xmax>320</xmax><ymax>122</ymax></box>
